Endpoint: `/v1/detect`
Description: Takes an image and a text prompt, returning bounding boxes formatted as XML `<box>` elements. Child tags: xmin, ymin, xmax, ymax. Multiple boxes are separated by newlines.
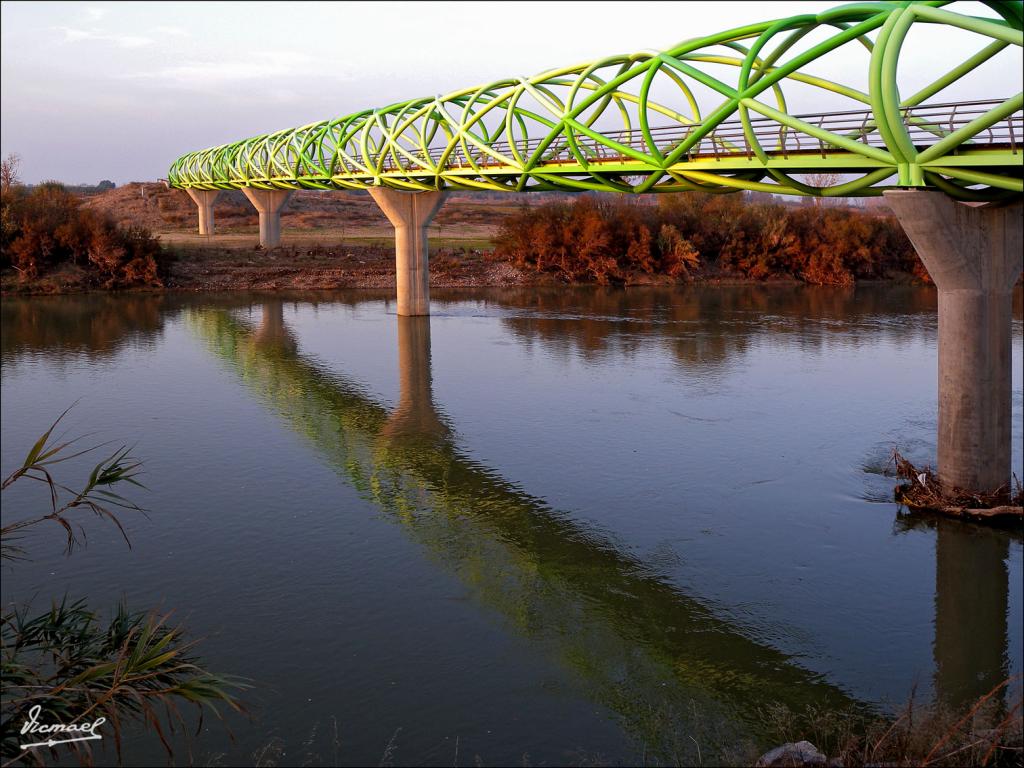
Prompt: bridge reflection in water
<box><xmin>187</xmin><ymin>298</ymin><xmax>1014</xmax><ymax>754</ymax></box>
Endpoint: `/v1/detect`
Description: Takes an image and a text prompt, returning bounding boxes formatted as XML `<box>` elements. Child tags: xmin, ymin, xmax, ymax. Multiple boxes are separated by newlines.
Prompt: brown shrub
<box><xmin>1</xmin><ymin>182</ymin><xmax>164</xmax><ymax>288</ymax></box>
<box><xmin>494</xmin><ymin>192</ymin><xmax>922</xmax><ymax>285</ymax></box>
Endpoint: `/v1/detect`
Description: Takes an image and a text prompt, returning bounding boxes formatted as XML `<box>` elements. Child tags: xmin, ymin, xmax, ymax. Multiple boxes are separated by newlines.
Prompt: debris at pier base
<box><xmin>891</xmin><ymin>451</ymin><xmax>1023</xmax><ymax>525</ymax></box>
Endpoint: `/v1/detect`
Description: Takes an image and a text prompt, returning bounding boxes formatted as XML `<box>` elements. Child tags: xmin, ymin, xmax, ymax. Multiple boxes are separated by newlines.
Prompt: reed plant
<box><xmin>0</xmin><ymin>408</ymin><xmax>245</xmax><ymax>766</ymax></box>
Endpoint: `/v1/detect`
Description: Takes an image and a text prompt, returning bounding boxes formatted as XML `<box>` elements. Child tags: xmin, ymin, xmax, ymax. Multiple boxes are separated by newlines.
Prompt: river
<box><xmin>1</xmin><ymin>285</ymin><xmax>1021</xmax><ymax>766</ymax></box>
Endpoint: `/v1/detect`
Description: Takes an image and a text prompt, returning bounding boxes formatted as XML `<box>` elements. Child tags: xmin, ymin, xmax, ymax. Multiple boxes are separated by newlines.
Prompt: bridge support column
<box><xmin>368</xmin><ymin>188</ymin><xmax>448</xmax><ymax>316</ymax></box>
<box><xmin>185</xmin><ymin>189</ymin><xmax>220</xmax><ymax>235</ymax></box>
<box><xmin>242</xmin><ymin>188</ymin><xmax>292</xmax><ymax>248</ymax></box>
<box><xmin>884</xmin><ymin>190</ymin><xmax>1023</xmax><ymax>494</ymax></box>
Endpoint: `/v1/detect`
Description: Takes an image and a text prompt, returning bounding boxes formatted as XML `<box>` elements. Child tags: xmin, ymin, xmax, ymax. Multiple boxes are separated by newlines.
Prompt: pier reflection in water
<box><xmin>0</xmin><ymin>287</ymin><xmax>1020</xmax><ymax>765</ymax></box>
<box><xmin>380</xmin><ymin>316</ymin><xmax>450</xmax><ymax>443</ymax></box>
<box><xmin>934</xmin><ymin>521</ymin><xmax>1011</xmax><ymax>710</ymax></box>
<box><xmin>190</xmin><ymin>301</ymin><xmax>858</xmax><ymax>760</ymax></box>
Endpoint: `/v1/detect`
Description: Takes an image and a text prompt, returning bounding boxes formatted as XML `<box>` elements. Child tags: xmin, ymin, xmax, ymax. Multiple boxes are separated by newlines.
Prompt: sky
<box><xmin>0</xmin><ymin>1</ymin><xmax>1019</xmax><ymax>185</ymax></box>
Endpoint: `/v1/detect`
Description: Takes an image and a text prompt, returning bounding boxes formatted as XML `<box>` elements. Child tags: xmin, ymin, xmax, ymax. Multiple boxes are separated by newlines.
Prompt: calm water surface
<box><xmin>1</xmin><ymin>285</ymin><xmax>1022</xmax><ymax>766</ymax></box>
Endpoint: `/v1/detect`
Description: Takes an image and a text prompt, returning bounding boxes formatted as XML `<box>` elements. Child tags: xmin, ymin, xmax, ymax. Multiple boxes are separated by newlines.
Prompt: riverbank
<box><xmin>175</xmin><ymin>241</ymin><xmax>535</xmax><ymax>292</ymax></box>
<box><xmin>7</xmin><ymin>238</ymin><xmax>925</xmax><ymax>295</ymax></box>
<box><xmin>0</xmin><ymin>182</ymin><xmax>549</xmax><ymax>295</ymax></box>
<box><xmin>3</xmin><ymin>182</ymin><xmax>935</xmax><ymax>296</ymax></box>
<box><xmin>0</xmin><ymin>241</ymin><xmax>528</xmax><ymax>294</ymax></box>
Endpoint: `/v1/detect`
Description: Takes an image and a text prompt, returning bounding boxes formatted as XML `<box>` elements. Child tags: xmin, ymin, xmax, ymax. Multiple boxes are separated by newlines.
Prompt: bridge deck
<box><xmin>360</xmin><ymin>100</ymin><xmax>1021</xmax><ymax>175</ymax></box>
<box><xmin>178</xmin><ymin>99</ymin><xmax>1023</xmax><ymax>194</ymax></box>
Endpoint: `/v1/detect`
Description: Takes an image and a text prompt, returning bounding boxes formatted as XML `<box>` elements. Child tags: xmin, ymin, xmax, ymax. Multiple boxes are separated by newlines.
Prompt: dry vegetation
<box><xmin>1</xmin><ymin>183</ymin><xmax>166</xmax><ymax>291</ymax></box>
<box><xmin>2</xmin><ymin>182</ymin><xmax>552</xmax><ymax>293</ymax></box>
<box><xmin>892</xmin><ymin>451</ymin><xmax>1024</xmax><ymax>524</ymax></box>
<box><xmin>2</xmin><ymin>177</ymin><xmax>936</xmax><ymax>294</ymax></box>
<box><xmin>749</xmin><ymin>678</ymin><xmax>1023</xmax><ymax>768</ymax></box>
<box><xmin>495</xmin><ymin>193</ymin><xmax>927</xmax><ymax>286</ymax></box>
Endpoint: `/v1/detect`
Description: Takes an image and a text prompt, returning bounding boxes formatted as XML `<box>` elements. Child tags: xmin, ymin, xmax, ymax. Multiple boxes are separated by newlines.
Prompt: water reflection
<box><xmin>0</xmin><ymin>293</ymin><xmax>167</xmax><ymax>360</ymax></box>
<box><xmin>893</xmin><ymin>512</ymin><xmax>1016</xmax><ymax>709</ymax></box>
<box><xmin>463</xmin><ymin>285</ymin><xmax>945</xmax><ymax>368</ymax></box>
<box><xmin>189</xmin><ymin>302</ymin><xmax>867</xmax><ymax>760</ymax></box>
<box><xmin>380</xmin><ymin>317</ymin><xmax>451</xmax><ymax>443</ymax></box>
<box><xmin>934</xmin><ymin>521</ymin><xmax>1011</xmax><ymax>709</ymax></box>
<box><xmin>0</xmin><ymin>290</ymin><xmax>388</xmax><ymax>364</ymax></box>
<box><xmin>252</xmin><ymin>300</ymin><xmax>298</xmax><ymax>352</ymax></box>
<box><xmin>4</xmin><ymin>284</ymin><xmax>1012</xmax><ymax>371</ymax></box>
<box><xmin>2</xmin><ymin>287</ymin><xmax>1019</xmax><ymax>760</ymax></box>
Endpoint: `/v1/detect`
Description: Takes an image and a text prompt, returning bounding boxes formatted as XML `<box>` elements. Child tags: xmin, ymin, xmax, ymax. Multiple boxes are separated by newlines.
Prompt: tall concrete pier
<box><xmin>368</xmin><ymin>188</ymin><xmax>448</xmax><ymax>316</ymax></box>
<box><xmin>885</xmin><ymin>190</ymin><xmax>1023</xmax><ymax>493</ymax></box>
<box><xmin>185</xmin><ymin>189</ymin><xmax>220</xmax><ymax>235</ymax></box>
<box><xmin>242</xmin><ymin>188</ymin><xmax>293</xmax><ymax>248</ymax></box>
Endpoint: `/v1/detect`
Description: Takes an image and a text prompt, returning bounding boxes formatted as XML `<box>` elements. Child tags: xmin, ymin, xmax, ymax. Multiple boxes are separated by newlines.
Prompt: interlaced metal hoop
<box><xmin>168</xmin><ymin>0</ymin><xmax>1023</xmax><ymax>200</ymax></box>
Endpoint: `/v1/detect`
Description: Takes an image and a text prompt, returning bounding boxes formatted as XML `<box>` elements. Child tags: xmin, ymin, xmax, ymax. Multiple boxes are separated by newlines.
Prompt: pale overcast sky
<box><xmin>1</xmin><ymin>1</ymin><xmax>1018</xmax><ymax>184</ymax></box>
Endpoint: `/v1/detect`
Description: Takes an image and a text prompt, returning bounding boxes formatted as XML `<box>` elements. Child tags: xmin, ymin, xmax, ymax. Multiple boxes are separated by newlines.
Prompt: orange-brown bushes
<box><xmin>494</xmin><ymin>192</ymin><xmax>923</xmax><ymax>285</ymax></box>
<box><xmin>1</xmin><ymin>182</ymin><xmax>164</xmax><ymax>288</ymax></box>
<box><xmin>493</xmin><ymin>197</ymin><xmax>704</xmax><ymax>284</ymax></box>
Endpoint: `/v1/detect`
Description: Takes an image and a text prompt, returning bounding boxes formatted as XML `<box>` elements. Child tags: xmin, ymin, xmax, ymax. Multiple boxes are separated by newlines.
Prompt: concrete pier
<box><xmin>185</xmin><ymin>189</ymin><xmax>220</xmax><ymax>235</ymax></box>
<box><xmin>242</xmin><ymin>188</ymin><xmax>293</xmax><ymax>248</ymax></box>
<box><xmin>884</xmin><ymin>190</ymin><xmax>1023</xmax><ymax>493</ymax></box>
<box><xmin>368</xmin><ymin>188</ymin><xmax>448</xmax><ymax>316</ymax></box>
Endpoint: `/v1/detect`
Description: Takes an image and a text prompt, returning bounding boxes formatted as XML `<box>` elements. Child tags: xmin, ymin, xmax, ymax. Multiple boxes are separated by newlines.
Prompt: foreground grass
<box><xmin>751</xmin><ymin>678</ymin><xmax>1022</xmax><ymax>767</ymax></box>
<box><xmin>209</xmin><ymin>678</ymin><xmax>1022</xmax><ymax>767</ymax></box>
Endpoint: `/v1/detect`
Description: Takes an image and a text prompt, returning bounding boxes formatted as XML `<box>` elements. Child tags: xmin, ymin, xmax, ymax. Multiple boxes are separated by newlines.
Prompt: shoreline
<box><xmin>1</xmin><ymin>239</ymin><xmax>926</xmax><ymax>297</ymax></box>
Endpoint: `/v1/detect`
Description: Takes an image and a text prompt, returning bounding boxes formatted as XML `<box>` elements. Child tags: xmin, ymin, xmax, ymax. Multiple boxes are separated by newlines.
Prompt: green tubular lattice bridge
<box><xmin>168</xmin><ymin>0</ymin><xmax>1023</xmax><ymax>201</ymax></box>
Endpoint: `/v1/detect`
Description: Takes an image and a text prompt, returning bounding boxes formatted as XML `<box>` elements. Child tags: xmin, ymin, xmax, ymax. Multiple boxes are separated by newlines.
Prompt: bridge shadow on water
<box><xmin>181</xmin><ymin>294</ymin><xmax>1015</xmax><ymax>759</ymax></box>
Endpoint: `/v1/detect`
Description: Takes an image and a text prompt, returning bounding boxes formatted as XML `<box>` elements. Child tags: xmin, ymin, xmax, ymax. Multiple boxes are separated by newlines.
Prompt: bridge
<box><xmin>168</xmin><ymin>2</ymin><xmax>1022</xmax><ymax>200</ymax></box>
<box><xmin>167</xmin><ymin>0</ymin><xmax>1023</xmax><ymax>496</ymax></box>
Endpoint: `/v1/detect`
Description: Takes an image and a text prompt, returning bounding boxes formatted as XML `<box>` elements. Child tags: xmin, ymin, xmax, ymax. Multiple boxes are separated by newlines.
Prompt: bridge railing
<box><xmin>345</xmin><ymin>99</ymin><xmax>1019</xmax><ymax>176</ymax></box>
